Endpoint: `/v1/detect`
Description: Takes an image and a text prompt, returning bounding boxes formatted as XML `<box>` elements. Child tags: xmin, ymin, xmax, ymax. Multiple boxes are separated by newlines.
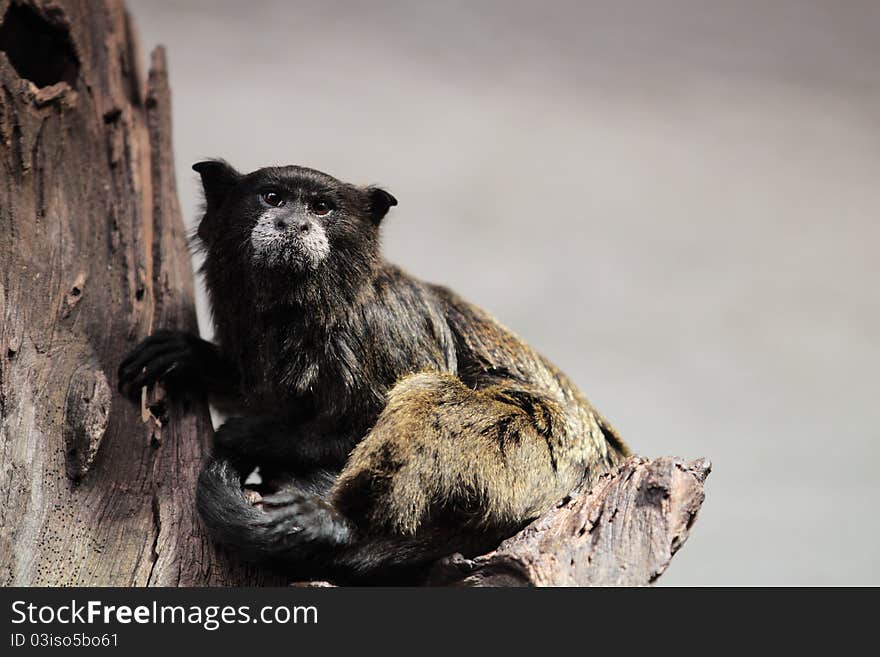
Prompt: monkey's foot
<box><xmin>259</xmin><ymin>491</ymin><xmax>354</xmax><ymax>548</ymax></box>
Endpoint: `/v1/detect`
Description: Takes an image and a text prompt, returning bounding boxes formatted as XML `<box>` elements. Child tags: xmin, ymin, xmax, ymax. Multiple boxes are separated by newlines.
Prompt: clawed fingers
<box><xmin>117</xmin><ymin>330</ymin><xmax>184</xmax><ymax>372</ymax></box>
<box><xmin>254</xmin><ymin>504</ymin><xmax>306</xmax><ymax>549</ymax></box>
<box><xmin>117</xmin><ymin>331</ymin><xmax>195</xmax><ymax>400</ymax></box>
<box><xmin>256</xmin><ymin>491</ymin><xmax>318</xmax><ymax>539</ymax></box>
<box><xmin>118</xmin><ymin>349</ymin><xmax>188</xmax><ymax>400</ymax></box>
<box><xmin>260</xmin><ymin>490</ymin><xmax>309</xmax><ymax>509</ymax></box>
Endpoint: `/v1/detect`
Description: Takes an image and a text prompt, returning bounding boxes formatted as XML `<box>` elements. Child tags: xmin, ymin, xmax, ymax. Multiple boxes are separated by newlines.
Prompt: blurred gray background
<box><xmin>127</xmin><ymin>0</ymin><xmax>880</xmax><ymax>585</ymax></box>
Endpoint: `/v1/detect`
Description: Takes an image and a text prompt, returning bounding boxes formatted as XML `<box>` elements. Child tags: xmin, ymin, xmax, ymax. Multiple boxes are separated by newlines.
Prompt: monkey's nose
<box><xmin>274</xmin><ymin>219</ymin><xmax>311</xmax><ymax>233</ymax></box>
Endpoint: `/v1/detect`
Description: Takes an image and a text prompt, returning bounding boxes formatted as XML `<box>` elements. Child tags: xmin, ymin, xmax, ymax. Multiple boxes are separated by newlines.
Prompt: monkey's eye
<box><xmin>261</xmin><ymin>190</ymin><xmax>285</xmax><ymax>207</ymax></box>
<box><xmin>309</xmin><ymin>199</ymin><xmax>334</xmax><ymax>216</ymax></box>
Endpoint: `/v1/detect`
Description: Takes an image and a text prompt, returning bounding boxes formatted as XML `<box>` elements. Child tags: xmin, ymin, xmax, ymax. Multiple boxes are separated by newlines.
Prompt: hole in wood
<box><xmin>0</xmin><ymin>3</ymin><xmax>79</xmax><ymax>88</ymax></box>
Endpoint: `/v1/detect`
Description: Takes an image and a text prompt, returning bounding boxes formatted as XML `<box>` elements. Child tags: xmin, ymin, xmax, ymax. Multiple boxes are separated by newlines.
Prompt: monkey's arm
<box><xmin>211</xmin><ymin>415</ymin><xmax>357</xmax><ymax>471</ymax></box>
<box><xmin>117</xmin><ymin>329</ymin><xmax>239</xmax><ymax>403</ymax></box>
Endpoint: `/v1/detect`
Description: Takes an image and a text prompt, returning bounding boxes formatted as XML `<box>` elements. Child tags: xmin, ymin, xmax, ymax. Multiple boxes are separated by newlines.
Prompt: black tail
<box><xmin>196</xmin><ymin>455</ymin><xmax>508</xmax><ymax>584</ymax></box>
<box><xmin>196</xmin><ymin>456</ymin><xmax>272</xmax><ymax>558</ymax></box>
<box><xmin>196</xmin><ymin>456</ymin><xmax>342</xmax><ymax>563</ymax></box>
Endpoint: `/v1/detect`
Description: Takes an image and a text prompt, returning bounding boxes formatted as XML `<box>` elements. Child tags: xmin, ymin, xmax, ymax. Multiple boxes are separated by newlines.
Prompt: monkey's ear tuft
<box><xmin>365</xmin><ymin>187</ymin><xmax>398</xmax><ymax>224</ymax></box>
<box><xmin>193</xmin><ymin>159</ymin><xmax>241</xmax><ymax>212</ymax></box>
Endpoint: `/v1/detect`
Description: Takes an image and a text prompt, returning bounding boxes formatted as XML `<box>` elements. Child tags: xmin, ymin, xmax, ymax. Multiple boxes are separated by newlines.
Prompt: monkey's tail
<box><xmin>196</xmin><ymin>456</ymin><xmax>280</xmax><ymax>559</ymax></box>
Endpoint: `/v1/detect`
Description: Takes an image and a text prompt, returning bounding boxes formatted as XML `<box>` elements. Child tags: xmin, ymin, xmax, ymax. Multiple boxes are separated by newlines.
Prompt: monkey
<box><xmin>117</xmin><ymin>160</ymin><xmax>630</xmax><ymax>584</ymax></box>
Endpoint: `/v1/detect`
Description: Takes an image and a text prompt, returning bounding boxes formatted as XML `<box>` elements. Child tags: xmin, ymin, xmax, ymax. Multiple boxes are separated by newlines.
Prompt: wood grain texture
<box><xmin>427</xmin><ymin>456</ymin><xmax>711</xmax><ymax>586</ymax></box>
<box><xmin>0</xmin><ymin>0</ymin><xmax>280</xmax><ymax>585</ymax></box>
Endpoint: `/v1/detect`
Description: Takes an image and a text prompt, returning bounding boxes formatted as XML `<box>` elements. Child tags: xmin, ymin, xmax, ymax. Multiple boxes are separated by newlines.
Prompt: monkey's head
<box><xmin>193</xmin><ymin>160</ymin><xmax>397</xmax><ymax>276</ymax></box>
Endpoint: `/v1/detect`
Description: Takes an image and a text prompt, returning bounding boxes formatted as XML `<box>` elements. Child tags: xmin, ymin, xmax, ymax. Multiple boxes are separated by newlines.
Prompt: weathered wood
<box><xmin>427</xmin><ymin>456</ymin><xmax>710</xmax><ymax>586</ymax></box>
<box><xmin>0</xmin><ymin>0</ymin><xmax>280</xmax><ymax>585</ymax></box>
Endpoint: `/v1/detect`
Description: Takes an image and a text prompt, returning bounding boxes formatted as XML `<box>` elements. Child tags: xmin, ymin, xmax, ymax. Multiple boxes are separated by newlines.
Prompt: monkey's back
<box><xmin>426</xmin><ymin>283</ymin><xmax>630</xmax><ymax>485</ymax></box>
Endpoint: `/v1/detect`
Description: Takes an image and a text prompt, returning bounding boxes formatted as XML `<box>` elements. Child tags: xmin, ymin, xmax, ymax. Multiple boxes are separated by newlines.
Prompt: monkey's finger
<box><xmin>255</xmin><ymin>511</ymin><xmax>305</xmax><ymax>547</ymax></box>
<box><xmin>117</xmin><ymin>331</ymin><xmax>189</xmax><ymax>379</ymax></box>
<box><xmin>260</xmin><ymin>491</ymin><xmax>308</xmax><ymax>509</ymax></box>
<box><xmin>118</xmin><ymin>333</ymin><xmax>182</xmax><ymax>368</ymax></box>
<box><xmin>120</xmin><ymin>351</ymin><xmax>188</xmax><ymax>399</ymax></box>
<box><xmin>238</xmin><ymin>518</ymin><xmax>303</xmax><ymax>554</ymax></box>
<box><xmin>118</xmin><ymin>345</ymin><xmax>189</xmax><ymax>391</ymax></box>
<box><xmin>119</xmin><ymin>329</ymin><xmax>185</xmax><ymax>358</ymax></box>
<box><xmin>260</xmin><ymin>494</ymin><xmax>350</xmax><ymax>547</ymax></box>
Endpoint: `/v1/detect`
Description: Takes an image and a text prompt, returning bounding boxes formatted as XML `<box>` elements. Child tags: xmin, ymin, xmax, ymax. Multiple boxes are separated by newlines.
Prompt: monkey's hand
<box><xmin>117</xmin><ymin>329</ymin><xmax>237</xmax><ymax>402</ymax></box>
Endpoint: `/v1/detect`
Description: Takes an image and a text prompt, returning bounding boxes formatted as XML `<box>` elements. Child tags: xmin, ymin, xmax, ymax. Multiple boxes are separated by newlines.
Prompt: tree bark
<box><xmin>0</xmin><ymin>0</ymin><xmax>281</xmax><ymax>585</ymax></box>
<box><xmin>427</xmin><ymin>456</ymin><xmax>711</xmax><ymax>586</ymax></box>
<box><xmin>0</xmin><ymin>0</ymin><xmax>709</xmax><ymax>587</ymax></box>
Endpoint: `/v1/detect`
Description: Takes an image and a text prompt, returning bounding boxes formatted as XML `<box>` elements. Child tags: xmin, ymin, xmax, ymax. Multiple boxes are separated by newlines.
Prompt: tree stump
<box><xmin>0</xmin><ymin>0</ymin><xmax>280</xmax><ymax>585</ymax></box>
<box><xmin>428</xmin><ymin>456</ymin><xmax>711</xmax><ymax>586</ymax></box>
<box><xmin>0</xmin><ymin>0</ymin><xmax>709</xmax><ymax>586</ymax></box>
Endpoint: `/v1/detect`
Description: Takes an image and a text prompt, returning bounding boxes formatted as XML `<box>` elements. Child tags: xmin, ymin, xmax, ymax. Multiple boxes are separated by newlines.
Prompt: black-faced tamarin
<box><xmin>118</xmin><ymin>161</ymin><xmax>630</xmax><ymax>584</ymax></box>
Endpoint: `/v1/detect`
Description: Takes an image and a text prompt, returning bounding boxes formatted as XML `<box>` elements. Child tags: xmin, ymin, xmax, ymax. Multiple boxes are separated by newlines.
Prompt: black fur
<box><xmin>118</xmin><ymin>161</ymin><xmax>629</xmax><ymax>585</ymax></box>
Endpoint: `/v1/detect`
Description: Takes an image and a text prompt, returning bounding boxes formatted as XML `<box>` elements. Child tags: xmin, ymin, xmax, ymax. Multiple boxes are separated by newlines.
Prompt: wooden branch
<box><xmin>426</xmin><ymin>456</ymin><xmax>710</xmax><ymax>586</ymax></box>
<box><xmin>0</xmin><ymin>0</ymin><xmax>281</xmax><ymax>585</ymax></box>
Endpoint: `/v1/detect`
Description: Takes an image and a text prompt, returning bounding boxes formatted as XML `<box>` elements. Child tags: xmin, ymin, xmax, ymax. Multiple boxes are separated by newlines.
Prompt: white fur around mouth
<box><xmin>250</xmin><ymin>213</ymin><xmax>330</xmax><ymax>270</ymax></box>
